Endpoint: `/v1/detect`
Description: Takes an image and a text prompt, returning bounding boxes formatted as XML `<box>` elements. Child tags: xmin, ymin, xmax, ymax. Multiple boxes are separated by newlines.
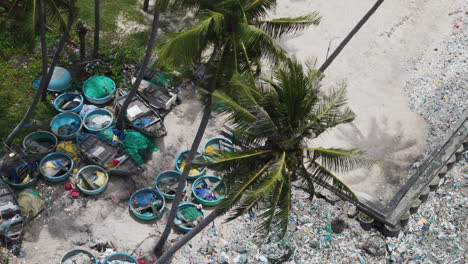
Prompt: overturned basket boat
<box><xmin>76</xmin><ymin>133</ymin><xmax>143</xmax><ymax>176</ymax></box>
<box><xmin>115</xmin><ymin>88</ymin><xmax>167</xmax><ymax>138</ymax></box>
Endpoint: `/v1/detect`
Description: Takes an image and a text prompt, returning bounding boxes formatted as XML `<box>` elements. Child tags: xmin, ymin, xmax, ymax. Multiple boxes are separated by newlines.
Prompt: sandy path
<box><xmin>273</xmin><ymin>0</ymin><xmax>459</xmax><ymax>200</ymax></box>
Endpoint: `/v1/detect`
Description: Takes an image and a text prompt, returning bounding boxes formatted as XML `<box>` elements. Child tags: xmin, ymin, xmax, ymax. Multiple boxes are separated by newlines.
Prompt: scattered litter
<box><xmin>60</xmin><ymin>96</ymin><xmax>82</xmax><ymax>111</ymax></box>
<box><xmin>108</xmin><ymin>191</ymin><xmax>131</xmax><ymax>204</ymax></box>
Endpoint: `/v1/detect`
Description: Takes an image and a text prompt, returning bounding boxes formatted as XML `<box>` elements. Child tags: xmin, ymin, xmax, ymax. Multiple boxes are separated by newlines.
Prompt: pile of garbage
<box><xmin>172</xmin><ymin>159</ymin><xmax>466</xmax><ymax>263</ymax></box>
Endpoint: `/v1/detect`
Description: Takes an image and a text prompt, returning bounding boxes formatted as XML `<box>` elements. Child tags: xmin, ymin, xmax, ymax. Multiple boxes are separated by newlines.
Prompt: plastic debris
<box><xmin>108</xmin><ymin>191</ymin><xmax>131</xmax><ymax>204</ymax></box>
<box><xmin>85</xmin><ymin>114</ymin><xmax>112</xmax><ymax>129</ymax></box>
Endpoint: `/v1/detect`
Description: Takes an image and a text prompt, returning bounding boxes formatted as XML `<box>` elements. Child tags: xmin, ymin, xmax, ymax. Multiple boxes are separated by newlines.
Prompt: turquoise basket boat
<box><xmin>61</xmin><ymin>249</ymin><xmax>98</xmax><ymax>264</ymax></box>
<box><xmin>102</xmin><ymin>253</ymin><xmax>138</xmax><ymax>264</ymax></box>
<box><xmin>129</xmin><ymin>188</ymin><xmax>165</xmax><ymax>220</ymax></box>
<box><xmin>83</xmin><ymin>76</ymin><xmax>116</xmax><ymax>104</ymax></box>
<box><xmin>23</xmin><ymin>131</ymin><xmax>57</xmax><ymax>156</ymax></box>
<box><xmin>175</xmin><ymin>150</ymin><xmax>206</xmax><ymax>180</ymax></box>
<box><xmin>39</xmin><ymin>152</ymin><xmax>74</xmax><ymax>182</ymax></box>
<box><xmin>76</xmin><ymin>165</ymin><xmax>108</xmax><ymax>195</ymax></box>
<box><xmin>154</xmin><ymin>170</ymin><xmax>186</xmax><ymax>200</ymax></box>
<box><xmin>50</xmin><ymin>112</ymin><xmax>83</xmax><ymax>139</ymax></box>
<box><xmin>203</xmin><ymin>137</ymin><xmax>235</xmax><ymax>154</ymax></box>
<box><xmin>192</xmin><ymin>175</ymin><xmax>226</xmax><ymax>206</ymax></box>
<box><xmin>54</xmin><ymin>92</ymin><xmax>84</xmax><ymax>113</ymax></box>
<box><xmin>175</xmin><ymin>202</ymin><xmax>204</xmax><ymax>233</ymax></box>
<box><xmin>83</xmin><ymin>108</ymin><xmax>114</xmax><ymax>133</ymax></box>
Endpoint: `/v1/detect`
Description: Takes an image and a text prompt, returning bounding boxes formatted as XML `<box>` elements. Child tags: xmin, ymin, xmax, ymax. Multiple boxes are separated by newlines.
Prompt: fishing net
<box><xmin>179</xmin><ymin>206</ymin><xmax>203</xmax><ymax>221</ymax></box>
<box><xmin>97</xmin><ymin>128</ymin><xmax>158</xmax><ymax>165</ymax></box>
<box><xmin>83</xmin><ymin>76</ymin><xmax>114</xmax><ymax>99</ymax></box>
<box><xmin>122</xmin><ymin>130</ymin><xmax>158</xmax><ymax>165</ymax></box>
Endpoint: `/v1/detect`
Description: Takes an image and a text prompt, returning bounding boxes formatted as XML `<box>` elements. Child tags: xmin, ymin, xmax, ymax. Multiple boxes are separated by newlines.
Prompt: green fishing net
<box><xmin>179</xmin><ymin>207</ymin><xmax>203</xmax><ymax>220</ymax></box>
<box><xmin>97</xmin><ymin>128</ymin><xmax>158</xmax><ymax>165</ymax></box>
<box><xmin>83</xmin><ymin>76</ymin><xmax>114</xmax><ymax>99</ymax></box>
<box><xmin>122</xmin><ymin>130</ymin><xmax>158</xmax><ymax>165</ymax></box>
<box><xmin>150</xmin><ymin>72</ymin><xmax>169</xmax><ymax>87</ymax></box>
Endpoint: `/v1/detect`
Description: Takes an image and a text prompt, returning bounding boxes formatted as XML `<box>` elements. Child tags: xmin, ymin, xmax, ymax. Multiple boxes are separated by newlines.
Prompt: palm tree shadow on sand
<box><xmin>337</xmin><ymin>117</ymin><xmax>421</xmax><ymax>186</ymax></box>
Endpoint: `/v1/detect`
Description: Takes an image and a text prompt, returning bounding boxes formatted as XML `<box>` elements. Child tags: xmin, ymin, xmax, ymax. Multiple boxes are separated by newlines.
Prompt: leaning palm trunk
<box><xmin>115</xmin><ymin>4</ymin><xmax>161</xmax><ymax>129</ymax></box>
<box><xmin>40</xmin><ymin>0</ymin><xmax>76</xmax><ymax>101</ymax></box>
<box><xmin>5</xmin><ymin>0</ymin><xmax>48</xmax><ymax>146</ymax></box>
<box><xmin>6</xmin><ymin>0</ymin><xmax>76</xmax><ymax>145</ymax></box>
<box><xmin>153</xmin><ymin>106</ymin><xmax>212</xmax><ymax>256</ymax></box>
<box><xmin>156</xmin><ymin>208</ymin><xmax>222</xmax><ymax>264</ymax></box>
<box><xmin>319</xmin><ymin>0</ymin><xmax>384</xmax><ymax>72</ymax></box>
<box><xmin>92</xmin><ymin>0</ymin><xmax>100</xmax><ymax>58</ymax></box>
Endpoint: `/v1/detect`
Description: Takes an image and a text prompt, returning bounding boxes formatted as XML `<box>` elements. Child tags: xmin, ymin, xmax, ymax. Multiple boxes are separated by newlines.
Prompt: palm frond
<box><xmin>218</xmin><ymin>159</ymin><xmax>273</xmax><ymax>213</ymax></box>
<box><xmin>157</xmin><ymin>11</ymin><xmax>224</xmax><ymax>66</ymax></box>
<box><xmin>212</xmin><ymin>89</ymin><xmax>257</xmax><ymax>127</ymax></box>
<box><xmin>273</xmin><ymin>173</ymin><xmax>291</xmax><ymax>237</ymax></box>
<box><xmin>227</xmin><ymin>152</ymin><xmax>286</xmax><ymax>222</ymax></box>
<box><xmin>195</xmin><ymin>149</ymin><xmax>271</xmax><ymax>167</ymax></box>
<box><xmin>239</xmin><ymin>24</ymin><xmax>287</xmax><ymax>65</ymax></box>
<box><xmin>244</xmin><ymin>0</ymin><xmax>276</xmax><ymax>20</ymax></box>
<box><xmin>255</xmin><ymin>12</ymin><xmax>321</xmax><ymax>39</ymax></box>
<box><xmin>308</xmin><ymin>161</ymin><xmax>357</xmax><ymax>200</ymax></box>
<box><xmin>304</xmin><ymin>147</ymin><xmax>372</xmax><ymax>173</ymax></box>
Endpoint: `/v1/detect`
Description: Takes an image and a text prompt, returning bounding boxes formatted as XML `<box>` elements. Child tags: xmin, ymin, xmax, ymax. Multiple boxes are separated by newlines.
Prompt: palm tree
<box><xmin>154</xmin><ymin>0</ymin><xmax>320</xmax><ymax>255</ymax></box>
<box><xmin>115</xmin><ymin>1</ymin><xmax>165</xmax><ymax>130</ymax></box>
<box><xmin>4</xmin><ymin>0</ymin><xmax>70</xmax><ymax>43</ymax></box>
<box><xmin>92</xmin><ymin>0</ymin><xmax>100</xmax><ymax>58</ymax></box>
<box><xmin>156</xmin><ymin>57</ymin><xmax>370</xmax><ymax>263</ymax></box>
<box><xmin>5</xmin><ymin>0</ymin><xmax>76</xmax><ymax>145</ymax></box>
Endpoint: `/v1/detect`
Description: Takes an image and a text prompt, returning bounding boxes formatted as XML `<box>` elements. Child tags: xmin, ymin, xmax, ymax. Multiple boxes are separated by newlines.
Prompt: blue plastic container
<box><xmin>76</xmin><ymin>165</ymin><xmax>108</xmax><ymax>195</ymax></box>
<box><xmin>203</xmin><ymin>137</ymin><xmax>235</xmax><ymax>153</ymax></box>
<box><xmin>175</xmin><ymin>202</ymin><xmax>204</xmax><ymax>233</ymax></box>
<box><xmin>39</xmin><ymin>152</ymin><xmax>74</xmax><ymax>182</ymax></box>
<box><xmin>53</xmin><ymin>93</ymin><xmax>84</xmax><ymax>113</ymax></box>
<box><xmin>82</xmin><ymin>76</ymin><xmax>116</xmax><ymax>104</ymax></box>
<box><xmin>129</xmin><ymin>188</ymin><xmax>165</xmax><ymax>220</ymax></box>
<box><xmin>102</xmin><ymin>253</ymin><xmax>138</xmax><ymax>264</ymax></box>
<box><xmin>50</xmin><ymin>112</ymin><xmax>83</xmax><ymax>139</ymax></box>
<box><xmin>154</xmin><ymin>170</ymin><xmax>186</xmax><ymax>200</ymax></box>
<box><xmin>192</xmin><ymin>175</ymin><xmax>226</xmax><ymax>206</ymax></box>
<box><xmin>61</xmin><ymin>249</ymin><xmax>98</xmax><ymax>264</ymax></box>
<box><xmin>83</xmin><ymin>108</ymin><xmax>114</xmax><ymax>133</ymax></box>
<box><xmin>175</xmin><ymin>150</ymin><xmax>206</xmax><ymax>180</ymax></box>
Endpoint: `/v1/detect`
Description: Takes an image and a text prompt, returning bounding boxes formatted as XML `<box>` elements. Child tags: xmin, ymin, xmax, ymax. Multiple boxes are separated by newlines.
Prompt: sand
<box><xmin>272</xmin><ymin>0</ymin><xmax>460</xmax><ymax>201</ymax></box>
<box><xmin>18</xmin><ymin>0</ymin><xmax>466</xmax><ymax>263</ymax></box>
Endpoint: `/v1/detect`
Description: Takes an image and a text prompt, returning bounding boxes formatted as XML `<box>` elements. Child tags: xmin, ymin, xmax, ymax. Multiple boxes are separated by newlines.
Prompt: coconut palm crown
<box><xmin>196</xmin><ymin>57</ymin><xmax>371</xmax><ymax>238</ymax></box>
<box><xmin>157</xmin><ymin>0</ymin><xmax>321</xmax><ymax>78</ymax></box>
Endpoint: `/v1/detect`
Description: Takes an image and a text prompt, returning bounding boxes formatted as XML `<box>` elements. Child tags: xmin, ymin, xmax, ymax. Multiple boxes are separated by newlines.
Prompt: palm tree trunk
<box><xmin>40</xmin><ymin>0</ymin><xmax>76</xmax><ymax>102</ymax></box>
<box><xmin>5</xmin><ymin>0</ymin><xmax>48</xmax><ymax>146</ymax></box>
<box><xmin>156</xmin><ymin>209</ymin><xmax>222</xmax><ymax>264</ymax></box>
<box><xmin>76</xmin><ymin>23</ymin><xmax>88</xmax><ymax>61</ymax></box>
<box><xmin>154</xmin><ymin>106</ymin><xmax>212</xmax><ymax>256</ymax></box>
<box><xmin>115</xmin><ymin>5</ymin><xmax>161</xmax><ymax>130</ymax></box>
<box><xmin>143</xmin><ymin>0</ymin><xmax>150</xmax><ymax>12</ymax></box>
<box><xmin>318</xmin><ymin>0</ymin><xmax>384</xmax><ymax>72</ymax></box>
<box><xmin>93</xmin><ymin>0</ymin><xmax>100</xmax><ymax>58</ymax></box>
